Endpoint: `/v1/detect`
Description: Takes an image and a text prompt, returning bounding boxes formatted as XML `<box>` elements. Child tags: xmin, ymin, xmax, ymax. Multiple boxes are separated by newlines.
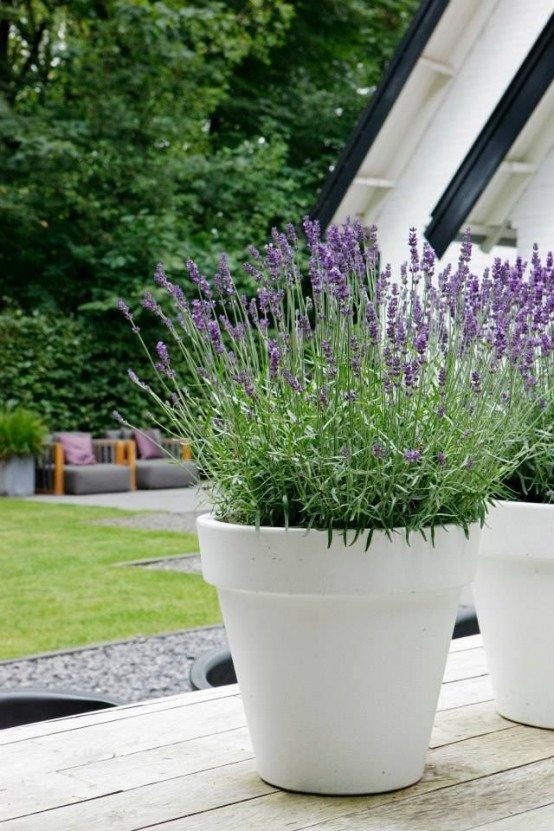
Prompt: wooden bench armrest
<box><xmin>123</xmin><ymin>440</ymin><xmax>137</xmax><ymax>490</ymax></box>
<box><xmin>35</xmin><ymin>442</ymin><xmax>65</xmax><ymax>495</ymax></box>
<box><xmin>91</xmin><ymin>438</ymin><xmax>127</xmax><ymax>465</ymax></box>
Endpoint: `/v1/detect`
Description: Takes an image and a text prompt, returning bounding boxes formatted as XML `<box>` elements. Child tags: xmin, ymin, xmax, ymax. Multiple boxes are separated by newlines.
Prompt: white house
<box><xmin>312</xmin><ymin>0</ymin><xmax>554</xmax><ymax>271</ymax></box>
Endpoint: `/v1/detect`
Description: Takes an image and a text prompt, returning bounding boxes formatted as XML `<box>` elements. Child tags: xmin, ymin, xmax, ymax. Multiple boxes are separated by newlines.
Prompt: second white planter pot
<box><xmin>474</xmin><ymin>500</ymin><xmax>554</xmax><ymax>729</ymax></box>
<box><xmin>198</xmin><ymin>515</ymin><xmax>479</xmax><ymax>795</ymax></box>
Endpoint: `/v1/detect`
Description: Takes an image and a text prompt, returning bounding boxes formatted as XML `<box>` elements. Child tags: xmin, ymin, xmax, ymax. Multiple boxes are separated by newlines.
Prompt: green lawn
<box><xmin>0</xmin><ymin>501</ymin><xmax>222</xmax><ymax>660</ymax></box>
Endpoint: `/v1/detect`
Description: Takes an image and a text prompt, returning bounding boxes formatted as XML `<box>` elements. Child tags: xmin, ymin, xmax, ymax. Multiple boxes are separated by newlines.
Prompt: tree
<box><xmin>0</xmin><ymin>0</ymin><xmax>419</xmax><ymax>430</ymax></box>
<box><xmin>0</xmin><ymin>0</ymin><xmax>293</xmax><ymax>310</ymax></box>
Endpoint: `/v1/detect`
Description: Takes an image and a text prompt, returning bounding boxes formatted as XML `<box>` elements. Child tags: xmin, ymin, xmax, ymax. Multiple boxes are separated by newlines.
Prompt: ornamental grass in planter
<box><xmin>0</xmin><ymin>407</ymin><xmax>48</xmax><ymax>497</ymax></box>
<box><xmin>472</xmin><ymin>246</ymin><xmax>554</xmax><ymax>729</ymax></box>
<box><xmin>120</xmin><ymin>221</ymin><xmax>550</xmax><ymax>793</ymax></box>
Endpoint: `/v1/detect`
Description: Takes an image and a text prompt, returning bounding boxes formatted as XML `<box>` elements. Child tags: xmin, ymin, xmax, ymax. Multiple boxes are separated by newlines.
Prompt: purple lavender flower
<box><xmin>436</xmin><ymin>452</ymin><xmax>446</xmax><ymax>466</ymax></box>
<box><xmin>156</xmin><ymin>341</ymin><xmax>170</xmax><ymax>365</ymax></box>
<box><xmin>267</xmin><ymin>339</ymin><xmax>280</xmax><ymax>378</ymax></box>
<box><xmin>408</xmin><ymin>227</ymin><xmax>420</xmax><ymax>275</ymax></box>
<box><xmin>404</xmin><ymin>449</ymin><xmax>421</xmax><ymax>462</ymax></box>
<box><xmin>214</xmin><ymin>254</ymin><xmax>234</xmax><ymax>296</ymax></box>
<box><xmin>191</xmin><ymin>299</ymin><xmax>212</xmax><ymax>333</ymax></box>
<box><xmin>459</xmin><ymin>229</ymin><xmax>472</xmax><ymax>266</ymax></box>
<box><xmin>154</xmin><ymin>263</ymin><xmax>168</xmax><ymax>287</ymax></box>
<box><xmin>257</xmin><ymin>287</ymin><xmax>270</xmax><ymax>314</ymax></box>
<box><xmin>243</xmin><ymin>261</ymin><xmax>264</xmax><ymax>282</ymax></box>
<box><xmin>285</xmin><ymin>223</ymin><xmax>297</xmax><ymax>245</ymax></box>
<box><xmin>128</xmin><ymin>369</ymin><xmax>148</xmax><ymax>390</ymax></box>
<box><xmin>187</xmin><ymin>258</ymin><xmax>212</xmax><ymax>298</ymax></box>
<box><xmin>421</xmin><ymin>242</ymin><xmax>436</xmax><ymax>278</ymax></box>
<box><xmin>207</xmin><ymin>320</ymin><xmax>224</xmax><ymax>355</ymax></box>
<box><xmin>414</xmin><ymin>330</ymin><xmax>428</xmax><ymax>356</ymax></box>
<box><xmin>297</xmin><ymin>314</ymin><xmax>312</xmax><ymax>341</ymax></box>
<box><xmin>233</xmin><ymin>371</ymin><xmax>256</xmax><ymax>398</ymax></box>
<box><xmin>372</xmin><ymin>444</ymin><xmax>387</xmax><ymax>460</ymax></box>
<box><xmin>283</xmin><ymin>369</ymin><xmax>304</xmax><ymax>393</ymax></box>
<box><xmin>403</xmin><ymin>360</ymin><xmax>419</xmax><ymax>393</ymax></box>
<box><xmin>265</xmin><ymin>243</ymin><xmax>283</xmax><ymax>282</ymax></box>
<box><xmin>142</xmin><ymin>291</ymin><xmax>161</xmax><ymax>315</ymax></box>
<box><xmin>328</xmin><ymin>267</ymin><xmax>351</xmax><ymax>301</ymax></box>
<box><xmin>365</xmin><ymin>302</ymin><xmax>379</xmax><ymax>345</ymax></box>
<box><xmin>220</xmin><ymin>316</ymin><xmax>247</xmax><ymax>341</ymax></box>
<box><xmin>117</xmin><ymin>299</ymin><xmax>140</xmax><ymax>333</ymax></box>
<box><xmin>302</xmin><ymin>217</ymin><xmax>321</xmax><ymax>252</ymax></box>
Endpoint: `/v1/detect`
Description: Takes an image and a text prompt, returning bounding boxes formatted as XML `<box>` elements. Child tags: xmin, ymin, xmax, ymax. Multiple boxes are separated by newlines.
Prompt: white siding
<box><xmin>511</xmin><ymin>143</ymin><xmax>554</xmax><ymax>257</ymax></box>
<box><xmin>364</xmin><ymin>0</ymin><xmax>552</xmax><ymax>272</ymax></box>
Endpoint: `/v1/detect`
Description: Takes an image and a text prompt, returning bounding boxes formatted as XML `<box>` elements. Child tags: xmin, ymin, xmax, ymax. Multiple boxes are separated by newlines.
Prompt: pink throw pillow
<box><xmin>58</xmin><ymin>433</ymin><xmax>97</xmax><ymax>465</ymax></box>
<box><xmin>134</xmin><ymin>429</ymin><xmax>164</xmax><ymax>460</ymax></box>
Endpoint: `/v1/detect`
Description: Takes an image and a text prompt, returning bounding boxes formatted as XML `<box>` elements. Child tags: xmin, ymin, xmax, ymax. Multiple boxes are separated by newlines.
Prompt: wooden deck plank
<box><xmin>0</xmin><ymin>686</ymin><xmax>240</xmax><ymax>746</ymax></box>
<box><xmin>437</xmin><ymin>672</ymin><xmax>493</xmax><ymax>710</ymax></box>
<box><xmin>3</xmin><ymin>713</ymin><xmax>554</xmax><ymax>827</ymax></box>
<box><xmin>149</xmin><ymin>757</ymin><xmax>554</xmax><ymax>831</ymax></box>
<box><xmin>0</xmin><ymin>700</ymin><xmax>513</xmax><ymax>821</ymax></box>
<box><xmin>0</xmin><ymin>760</ymin><xmax>275</xmax><ymax>831</ymax></box>
<box><xmin>469</xmin><ymin>802</ymin><xmax>554</xmax><ymax>830</ymax></box>
<box><xmin>1</xmin><ymin>674</ymin><xmax>498</xmax><ymax>792</ymax></box>
<box><xmin>430</xmin><ymin>700</ymin><xmax>512</xmax><ymax>748</ymax></box>
<box><xmin>1</xmin><ymin>694</ymin><xmax>247</xmax><ymax>786</ymax></box>
<box><xmin>441</xmin><ymin>645</ymin><xmax>489</xmax><ymax>683</ymax></box>
<box><xmin>448</xmin><ymin>634</ymin><xmax>482</xmax><ymax>653</ymax></box>
<box><xmin>2</xmin><ymin>638</ymin><xmax>552</xmax><ymax>831</ymax></box>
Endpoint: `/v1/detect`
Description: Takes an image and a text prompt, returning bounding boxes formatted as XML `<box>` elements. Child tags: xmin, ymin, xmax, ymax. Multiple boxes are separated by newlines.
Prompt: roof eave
<box><xmin>310</xmin><ymin>0</ymin><xmax>451</xmax><ymax>229</ymax></box>
<box><xmin>425</xmin><ymin>12</ymin><xmax>554</xmax><ymax>257</ymax></box>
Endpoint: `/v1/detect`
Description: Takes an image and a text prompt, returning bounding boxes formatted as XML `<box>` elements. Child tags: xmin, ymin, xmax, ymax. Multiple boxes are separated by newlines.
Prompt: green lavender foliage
<box><xmin>120</xmin><ymin>222</ymin><xmax>553</xmax><ymax>542</ymax></box>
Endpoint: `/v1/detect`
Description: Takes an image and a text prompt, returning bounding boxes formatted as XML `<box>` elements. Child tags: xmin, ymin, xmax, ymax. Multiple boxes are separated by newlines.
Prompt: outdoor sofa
<box><xmin>35</xmin><ymin>433</ymin><xmax>133</xmax><ymax>495</ymax></box>
<box><xmin>106</xmin><ymin>428</ymin><xmax>199</xmax><ymax>490</ymax></box>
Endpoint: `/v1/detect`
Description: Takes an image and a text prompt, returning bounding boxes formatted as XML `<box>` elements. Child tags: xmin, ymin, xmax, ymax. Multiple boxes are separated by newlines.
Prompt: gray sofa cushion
<box><xmin>64</xmin><ymin>464</ymin><xmax>132</xmax><ymax>495</ymax></box>
<box><xmin>135</xmin><ymin>459</ymin><xmax>198</xmax><ymax>490</ymax></box>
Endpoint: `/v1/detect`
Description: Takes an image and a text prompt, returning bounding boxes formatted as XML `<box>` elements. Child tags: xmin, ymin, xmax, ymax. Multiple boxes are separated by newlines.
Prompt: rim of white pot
<box><xmin>196</xmin><ymin>513</ymin><xmax>480</xmax><ymax>595</ymax></box>
<box><xmin>480</xmin><ymin>500</ymin><xmax>554</xmax><ymax>560</ymax></box>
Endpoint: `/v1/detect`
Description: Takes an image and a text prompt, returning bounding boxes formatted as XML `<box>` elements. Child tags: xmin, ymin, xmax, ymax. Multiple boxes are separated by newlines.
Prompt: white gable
<box><xmin>329</xmin><ymin>0</ymin><xmax>554</xmax><ymax>271</ymax></box>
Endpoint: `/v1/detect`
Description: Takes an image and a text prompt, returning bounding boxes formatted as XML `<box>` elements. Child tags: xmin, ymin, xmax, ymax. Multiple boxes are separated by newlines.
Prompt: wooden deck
<box><xmin>2</xmin><ymin>635</ymin><xmax>554</xmax><ymax>830</ymax></box>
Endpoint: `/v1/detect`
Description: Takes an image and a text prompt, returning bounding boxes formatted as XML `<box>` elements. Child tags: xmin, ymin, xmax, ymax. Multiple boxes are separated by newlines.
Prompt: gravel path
<box><xmin>0</xmin><ymin>510</ymin><xmax>230</xmax><ymax>704</ymax></box>
<box><xmin>0</xmin><ymin>626</ymin><xmax>229</xmax><ymax>704</ymax></box>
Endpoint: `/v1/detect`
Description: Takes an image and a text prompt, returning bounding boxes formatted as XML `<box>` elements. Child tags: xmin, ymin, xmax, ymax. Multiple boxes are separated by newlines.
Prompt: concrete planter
<box><xmin>0</xmin><ymin>456</ymin><xmax>35</xmax><ymax>497</ymax></box>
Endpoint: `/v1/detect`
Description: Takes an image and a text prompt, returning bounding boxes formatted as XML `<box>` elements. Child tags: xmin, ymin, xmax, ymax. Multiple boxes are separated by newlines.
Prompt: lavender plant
<box><xmin>499</xmin><ymin>246</ymin><xmax>554</xmax><ymax>504</ymax></box>
<box><xmin>119</xmin><ymin>220</ymin><xmax>553</xmax><ymax>542</ymax></box>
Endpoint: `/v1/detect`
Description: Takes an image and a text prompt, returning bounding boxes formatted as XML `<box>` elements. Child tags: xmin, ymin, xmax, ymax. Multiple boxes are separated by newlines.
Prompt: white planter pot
<box><xmin>474</xmin><ymin>500</ymin><xmax>554</xmax><ymax>728</ymax></box>
<box><xmin>197</xmin><ymin>515</ymin><xmax>479</xmax><ymax>794</ymax></box>
<box><xmin>0</xmin><ymin>456</ymin><xmax>35</xmax><ymax>497</ymax></box>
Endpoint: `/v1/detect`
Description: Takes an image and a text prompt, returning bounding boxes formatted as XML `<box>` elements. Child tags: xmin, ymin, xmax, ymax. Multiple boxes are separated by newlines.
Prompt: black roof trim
<box><xmin>426</xmin><ymin>13</ymin><xmax>554</xmax><ymax>257</ymax></box>
<box><xmin>310</xmin><ymin>0</ymin><xmax>450</xmax><ymax>229</ymax></box>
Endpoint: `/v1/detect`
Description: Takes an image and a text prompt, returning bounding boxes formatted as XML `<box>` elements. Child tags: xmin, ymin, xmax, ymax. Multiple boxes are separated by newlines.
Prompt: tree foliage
<box><xmin>0</xmin><ymin>0</ymin><xmax>418</xmax><ymax>431</ymax></box>
<box><xmin>0</xmin><ymin>0</ymin><xmax>294</xmax><ymax>310</ymax></box>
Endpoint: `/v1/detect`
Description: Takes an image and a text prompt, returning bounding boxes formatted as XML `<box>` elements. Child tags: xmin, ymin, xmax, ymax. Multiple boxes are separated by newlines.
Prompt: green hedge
<box><xmin>0</xmin><ymin>307</ymin><xmax>155</xmax><ymax>434</ymax></box>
